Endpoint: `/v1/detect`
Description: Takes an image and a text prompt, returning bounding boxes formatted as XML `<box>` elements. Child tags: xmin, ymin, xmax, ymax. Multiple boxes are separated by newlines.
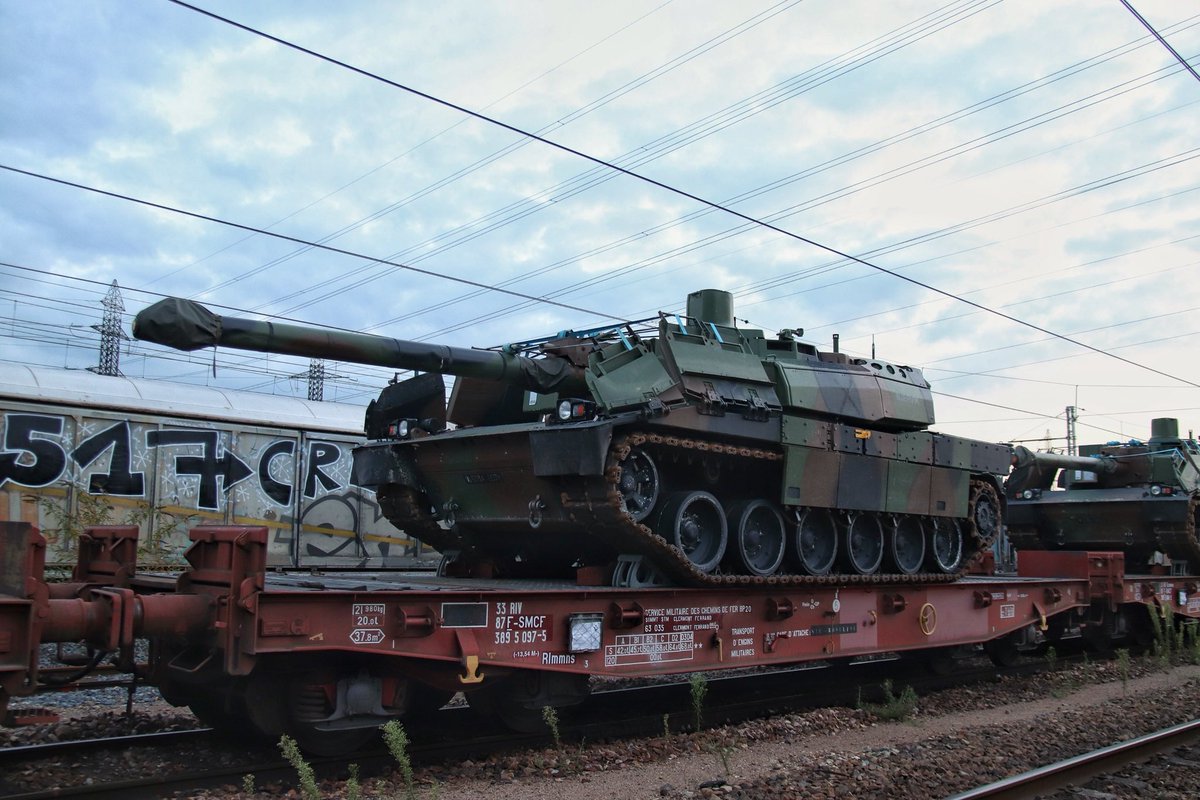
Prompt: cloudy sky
<box><xmin>1</xmin><ymin>0</ymin><xmax>1197</xmax><ymax>448</ymax></box>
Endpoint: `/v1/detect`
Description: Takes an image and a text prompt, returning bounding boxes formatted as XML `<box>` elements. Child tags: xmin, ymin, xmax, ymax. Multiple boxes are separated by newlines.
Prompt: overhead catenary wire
<box><xmin>159</xmin><ymin>0</ymin><xmax>1200</xmax><ymax>390</ymax></box>
<box><xmin>0</xmin><ymin>166</ymin><xmax>628</xmax><ymax>324</ymax></box>
<box><xmin>269</xmin><ymin>1</ymin><xmax>1175</xmax><ymax>326</ymax></box>
<box><xmin>4</xmin><ymin>6</ymin><xmax>1195</xmax><ymax>431</ymax></box>
<box><xmin>9</xmin><ymin>2</ymin><xmax>1185</xmax><ymax>347</ymax></box>
<box><xmin>7</xmin><ymin>150</ymin><xmax>1195</xmax><ymax>394</ymax></box>
<box><xmin>225</xmin><ymin>0</ymin><xmax>1004</xmax><ymax>318</ymax></box>
<box><xmin>1119</xmin><ymin>0</ymin><xmax>1200</xmax><ymax>84</ymax></box>
<box><xmin>150</xmin><ymin>1</ymin><xmax>679</xmax><ymax>292</ymax></box>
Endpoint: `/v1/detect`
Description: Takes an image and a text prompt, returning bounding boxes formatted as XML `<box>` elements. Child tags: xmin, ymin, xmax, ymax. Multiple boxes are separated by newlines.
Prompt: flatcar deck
<box><xmin>3</xmin><ymin>522</ymin><xmax>1198</xmax><ymax>740</ymax></box>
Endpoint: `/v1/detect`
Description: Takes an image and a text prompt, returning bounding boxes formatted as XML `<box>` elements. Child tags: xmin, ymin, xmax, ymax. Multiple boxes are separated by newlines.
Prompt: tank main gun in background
<box><xmin>1006</xmin><ymin>418</ymin><xmax>1200</xmax><ymax>572</ymax></box>
<box><xmin>134</xmin><ymin>289</ymin><xmax>1011</xmax><ymax>587</ymax></box>
<box><xmin>1007</xmin><ymin>447</ymin><xmax>1124</xmax><ymax>494</ymax></box>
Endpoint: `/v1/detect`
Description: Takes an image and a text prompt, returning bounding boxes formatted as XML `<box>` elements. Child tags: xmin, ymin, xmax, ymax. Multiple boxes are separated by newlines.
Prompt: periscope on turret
<box><xmin>134</xmin><ymin>290</ymin><xmax>1011</xmax><ymax>587</ymax></box>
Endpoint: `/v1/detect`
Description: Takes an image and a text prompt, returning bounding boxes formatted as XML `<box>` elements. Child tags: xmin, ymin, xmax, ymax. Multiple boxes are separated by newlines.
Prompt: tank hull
<box><xmin>1007</xmin><ymin>489</ymin><xmax>1199</xmax><ymax>570</ymax></box>
<box><xmin>353</xmin><ymin>409</ymin><xmax>1010</xmax><ymax>586</ymax></box>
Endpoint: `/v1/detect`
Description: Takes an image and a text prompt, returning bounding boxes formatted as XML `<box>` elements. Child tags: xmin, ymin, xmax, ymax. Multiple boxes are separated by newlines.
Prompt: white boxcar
<box><xmin>0</xmin><ymin>364</ymin><xmax>436</xmax><ymax>569</ymax></box>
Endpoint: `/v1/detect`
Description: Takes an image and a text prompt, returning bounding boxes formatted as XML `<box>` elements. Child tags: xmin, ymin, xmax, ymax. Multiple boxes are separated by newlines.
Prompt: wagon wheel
<box><xmin>792</xmin><ymin>507</ymin><xmax>838</xmax><ymax>576</ymax></box>
<box><xmin>405</xmin><ymin>684</ymin><xmax>455</xmax><ymax>720</ymax></box>
<box><xmin>843</xmin><ymin>512</ymin><xmax>884</xmax><ymax>575</ymax></box>
<box><xmin>727</xmin><ymin>499</ymin><xmax>786</xmax><ymax>577</ymax></box>
<box><xmin>466</xmin><ymin>686</ymin><xmax>546</xmax><ymax>733</ymax></box>
<box><xmin>983</xmin><ymin>631</ymin><xmax>1023</xmax><ymax>667</ymax></box>
<box><xmin>618</xmin><ymin>448</ymin><xmax>660</xmax><ymax>522</ymax></box>
<box><xmin>928</xmin><ymin>518</ymin><xmax>964</xmax><ymax>573</ymax></box>
<box><xmin>657</xmin><ymin>490</ymin><xmax>727</xmax><ymax>573</ymax></box>
<box><xmin>467</xmin><ymin>672</ymin><xmax>589</xmax><ymax>733</ymax></box>
<box><xmin>289</xmin><ymin>720</ymin><xmax>379</xmax><ymax>757</ymax></box>
<box><xmin>187</xmin><ymin>690</ymin><xmax>255</xmax><ymax>737</ymax></box>
<box><xmin>286</xmin><ymin>676</ymin><xmax>380</xmax><ymax>757</ymax></box>
<box><xmin>889</xmin><ymin>516</ymin><xmax>926</xmax><ymax>575</ymax></box>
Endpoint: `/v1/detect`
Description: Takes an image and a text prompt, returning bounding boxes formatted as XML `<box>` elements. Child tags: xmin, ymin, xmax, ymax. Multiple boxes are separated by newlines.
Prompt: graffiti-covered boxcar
<box><xmin>0</xmin><ymin>364</ymin><xmax>435</xmax><ymax>568</ymax></box>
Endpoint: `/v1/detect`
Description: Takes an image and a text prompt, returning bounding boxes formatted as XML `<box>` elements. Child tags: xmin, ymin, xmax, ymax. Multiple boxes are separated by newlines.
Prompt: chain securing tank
<box><xmin>1006</xmin><ymin>418</ymin><xmax>1200</xmax><ymax>572</ymax></box>
<box><xmin>134</xmin><ymin>290</ymin><xmax>1011</xmax><ymax>587</ymax></box>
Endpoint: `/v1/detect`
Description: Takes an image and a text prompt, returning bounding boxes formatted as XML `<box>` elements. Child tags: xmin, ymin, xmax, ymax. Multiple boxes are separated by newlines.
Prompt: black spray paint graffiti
<box><xmin>145</xmin><ymin>429</ymin><xmax>254</xmax><ymax>510</ymax></box>
<box><xmin>0</xmin><ymin>412</ymin><xmax>350</xmax><ymax>512</ymax></box>
<box><xmin>73</xmin><ymin>421</ymin><xmax>145</xmax><ymax>495</ymax></box>
<box><xmin>0</xmin><ymin>414</ymin><xmax>67</xmax><ymax>489</ymax></box>
<box><xmin>296</xmin><ymin>491</ymin><xmax>421</xmax><ymax>560</ymax></box>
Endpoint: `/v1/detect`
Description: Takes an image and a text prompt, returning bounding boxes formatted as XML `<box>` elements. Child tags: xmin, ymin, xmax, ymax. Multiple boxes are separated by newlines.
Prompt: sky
<box><xmin>1</xmin><ymin>0</ymin><xmax>1197</xmax><ymax>449</ymax></box>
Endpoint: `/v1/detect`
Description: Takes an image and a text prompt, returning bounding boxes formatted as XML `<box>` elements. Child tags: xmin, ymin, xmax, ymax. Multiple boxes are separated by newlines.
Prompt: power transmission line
<box><xmin>1119</xmin><ymin>0</ymin><xmax>1200</xmax><ymax>84</ymax></box>
<box><xmin>163</xmin><ymin>0</ymin><xmax>1200</xmax><ymax>389</ymax></box>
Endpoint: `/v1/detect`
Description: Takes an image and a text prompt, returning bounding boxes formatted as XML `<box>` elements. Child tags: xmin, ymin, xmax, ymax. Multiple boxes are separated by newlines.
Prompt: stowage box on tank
<box><xmin>134</xmin><ymin>290</ymin><xmax>1011</xmax><ymax>587</ymax></box>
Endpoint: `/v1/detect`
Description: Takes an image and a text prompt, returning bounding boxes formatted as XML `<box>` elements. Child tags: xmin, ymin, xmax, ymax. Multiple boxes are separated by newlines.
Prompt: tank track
<box><xmin>378</xmin><ymin>430</ymin><xmax>1001</xmax><ymax>587</ymax></box>
<box><xmin>1156</xmin><ymin>495</ymin><xmax>1200</xmax><ymax>569</ymax></box>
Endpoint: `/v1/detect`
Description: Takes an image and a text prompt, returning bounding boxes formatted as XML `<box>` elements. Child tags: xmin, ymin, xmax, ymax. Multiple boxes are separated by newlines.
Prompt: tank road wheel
<box><xmin>658</xmin><ymin>491</ymin><xmax>728</xmax><ymax>573</ymax></box>
<box><xmin>889</xmin><ymin>516</ymin><xmax>926</xmax><ymax>575</ymax></box>
<box><xmin>928</xmin><ymin>518</ymin><xmax>964</xmax><ymax>573</ymax></box>
<box><xmin>727</xmin><ymin>500</ymin><xmax>786</xmax><ymax>577</ymax></box>
<box><xmin>843</xmin><ymin>513</ymin><xmax>885</xmax><ymax>575</ymax></box>
<box><xmin>792</xmin><ymin>508</ymin><xmax>838</xmax><ymax>576</ymax></box>
<box><xmin>618</xmin><ymin>448</ymin><xmax>661</xmax><ymax>522</ymax></box>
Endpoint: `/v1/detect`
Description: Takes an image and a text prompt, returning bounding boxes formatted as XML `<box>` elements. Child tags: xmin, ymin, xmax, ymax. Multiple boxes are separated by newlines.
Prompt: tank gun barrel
<box><xmin>132</xmin><ymin>298</ymin><xmax>587</xmax><ymax>395</ymax></box>
<box><xmin>1007</xmin><ymin>445</ymin><xmax>1121</xmax><ymax>496</ymax></box>
<box><xmin>1011</xmin><ymin>446</ymin><xmax>1121</xmax><ymax>475</ymax></box>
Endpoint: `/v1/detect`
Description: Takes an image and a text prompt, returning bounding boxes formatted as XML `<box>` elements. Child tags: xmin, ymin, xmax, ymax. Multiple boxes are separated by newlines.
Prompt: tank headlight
<box><xmin>1150</xmin><ymin>484</ymin><xmax>1163</xmax><ymax>496</ymax></box>
<box><xmin>555</xmin><ymin>399</ymin><xmax>597</xmax><ymax>422</ymax></box>
<box><xmin>387</xmin><ymin>419</ymin><xmax>412</xmax><ymax>438</ymax></box>
<box><xmin>1021</xmin><ymin>489</ymin><xmax>1034</xmax><ymax>500</ymax></box>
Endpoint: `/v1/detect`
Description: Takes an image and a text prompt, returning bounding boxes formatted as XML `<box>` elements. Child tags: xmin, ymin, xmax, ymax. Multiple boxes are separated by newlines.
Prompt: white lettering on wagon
<box><xmin>604</xmin><ymin>631</ymin><xmax>695</xmax><ymax>667</ymax></box>
<box><xmin>350</xmin><ymin>603</ymin><xmax>386</xmax><ymax>645</ymax></box>
<box><xmin>350</xmin><ymin>629</ymin><xmax>385</xmax><ymax>644</ymax></box>
<box><xmin>643</xmin><ymin>604</ymin><xmax>752</xmax><ymax>617</ymax></box>
<box><xmin>493</xmin><ymin>600</ymin><xmax>551</xmax><ymax>646</ymax></box>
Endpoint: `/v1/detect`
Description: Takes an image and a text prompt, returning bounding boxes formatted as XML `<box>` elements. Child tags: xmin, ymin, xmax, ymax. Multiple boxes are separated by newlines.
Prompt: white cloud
<box><xmin>1</xmin><ymin>0</ymin><xmax>1197</xmax><ymax>444</ymax></box>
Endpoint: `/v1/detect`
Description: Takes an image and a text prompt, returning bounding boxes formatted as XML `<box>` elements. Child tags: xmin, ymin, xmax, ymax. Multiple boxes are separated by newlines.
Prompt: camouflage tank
<box><xmin>133</xmin><ymin>290</ymin><xmax>1010</xmax><ymax>587</ymax></box>
<box><xmin>1006</xmin><ymin>418</ymin><xmax>1200</xmax><ymax>572</ymax></box>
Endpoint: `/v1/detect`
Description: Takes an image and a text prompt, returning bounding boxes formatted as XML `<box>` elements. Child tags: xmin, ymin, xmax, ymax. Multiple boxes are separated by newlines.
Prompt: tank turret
<box><xmin>134</xmin><ymin>290</ymin><xmax>1011</xmax><ymax>587</ymax></box>
<box><xmin>1005</xmin><ymin>419</ymin><xmax>1200</xmax><ymax>571</ymax></box>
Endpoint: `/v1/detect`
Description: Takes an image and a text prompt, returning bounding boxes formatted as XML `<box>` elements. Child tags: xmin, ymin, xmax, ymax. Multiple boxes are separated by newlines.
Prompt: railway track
<box><xmin>0</xmin><ymin>654</ymin><xmax>1080</xmax><ymax>800</ymax></box>
<box><xmin>949</xmin><ymin>718</ymin><xmax>1200</xmax><ymax>799</ymax></box>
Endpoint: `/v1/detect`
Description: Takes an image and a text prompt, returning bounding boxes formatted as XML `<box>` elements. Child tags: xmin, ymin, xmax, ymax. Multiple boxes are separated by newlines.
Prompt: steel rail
<box><xmin>0</xmin><ymin>653</ymin><xmax>1085</xmax><ymax>800</ymax></box>
<box><xmin>947</xmin><ymin>717</ymin><xmax>1200</xmax><ymax>799</ymax></box>
<box><xmin>0</xmin><ymin>728</ymin><xmax>214</xmax><ymax>769</ymax></box>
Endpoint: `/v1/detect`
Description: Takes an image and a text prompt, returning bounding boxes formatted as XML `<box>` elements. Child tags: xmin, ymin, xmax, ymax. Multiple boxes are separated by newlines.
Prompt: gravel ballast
<box><xmin>4</xmin><ymin>657</ymin><xmax>1199</xmax><ymax>798</ymax></box>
